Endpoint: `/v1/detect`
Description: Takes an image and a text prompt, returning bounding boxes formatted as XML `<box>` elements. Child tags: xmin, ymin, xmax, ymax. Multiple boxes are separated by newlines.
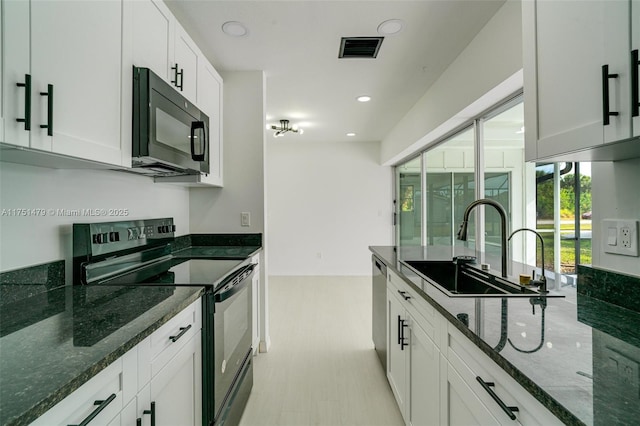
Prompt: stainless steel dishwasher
<box><xmin>372</xmin><ymin>255</ymin><xmax>387</xmax><ymax>370</ymax></box>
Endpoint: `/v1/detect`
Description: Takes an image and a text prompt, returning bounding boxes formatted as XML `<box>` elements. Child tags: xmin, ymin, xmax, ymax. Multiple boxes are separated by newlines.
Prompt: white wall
<box><xmin>591</xmin><ymin>158</ymin><xmax>640</xmax><ymax>277</ymax></box>
<box><xmin>190</xmin><ymin>71</ymin><xmax>266</xmax><ymax>235</ymax></box>
<box><xmin>0</xmin><ymin>162</ymin><xmax>190</xmax><ymax>277</ymax></box>
<box><xmin>267</xmin><ymin>140</ymin><xmax>393</xmax><ymax>275</ymax></box>
<box><xmin>380</xmin><ymin>0</ymin><xmax>523</xmax><ymax>164</ymax></box>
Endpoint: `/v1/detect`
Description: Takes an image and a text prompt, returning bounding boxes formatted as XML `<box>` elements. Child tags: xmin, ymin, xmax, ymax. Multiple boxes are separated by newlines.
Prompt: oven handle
<box><xmin>214</xmin><ymin>264</ymin><xmax>256</xmax><ymax>303</ymax></box>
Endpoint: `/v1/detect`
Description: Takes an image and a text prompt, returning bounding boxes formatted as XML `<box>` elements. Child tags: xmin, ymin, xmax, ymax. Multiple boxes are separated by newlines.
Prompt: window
<box><xmin>396</xmin><ymin>156</ymin><xmax>421</xmax><ymax>247</ymax></box>
<box><xmin>395</xmin><ymin>96</ymin><xmax>591</xmax><ymax>289</ymax></box>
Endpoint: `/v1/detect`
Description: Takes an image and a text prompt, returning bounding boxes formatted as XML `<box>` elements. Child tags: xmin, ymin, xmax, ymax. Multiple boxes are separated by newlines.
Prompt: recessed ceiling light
<box><xmin>377</xmin><ymin>19</ymin><xmax>404</xmax><ymax>36</ymax></box>
<box><xmin>347</xmin><ymin>132</ymin><xmax>356</xmax><ymax>137</ymax></box>
<box><xmin>357</xmin><ymin>95</ymin><xmax>371</xmax><ymax>102</ymax></box>
<box><xmin>222</xmin><ymin>21</ymin><xmax>248</xmax><ymax>37</ymax></box>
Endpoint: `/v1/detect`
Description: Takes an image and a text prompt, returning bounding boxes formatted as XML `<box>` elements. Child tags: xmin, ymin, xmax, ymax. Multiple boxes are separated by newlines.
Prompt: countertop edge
<box><xmin>8</xmin><ymin>287</ymin><xmax>205</xmax><ymax>426</ymax></box>
<box><xmin>369</xmin><ymin>247</ymin><xmax>584</xmax><ymax>426</ymax></box>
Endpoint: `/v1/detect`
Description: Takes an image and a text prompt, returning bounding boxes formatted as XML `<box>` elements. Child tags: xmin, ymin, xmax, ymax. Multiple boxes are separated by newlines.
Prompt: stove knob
<box><xmin>92</xmin><ymin>234</ymin><xmax>100</xmax><ymax>244</ymax></box>
<box><xmin>157</xmin><ymin>226</ymin><xmax>163</xmax><ymax>233</ymax></box>
<box><xmin>109</xmin><ymin>231</ymin><xmax>119</xmax><ymax>242</ymax></box>
<box><xmin>102</xmin><ymin>233</ymin><xmax>109</xmax><ymax>243</ymax></box>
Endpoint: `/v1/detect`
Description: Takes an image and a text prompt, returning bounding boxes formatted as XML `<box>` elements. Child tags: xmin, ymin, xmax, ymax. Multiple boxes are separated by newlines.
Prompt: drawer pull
<box><xmin>68</xmin><ymin>393</ymin><xmax>116</xmax><ymax>426</ymax></box>
<box><xmin>397</xmin><ymin>290</ymin><xmax>411</xmax><ymax>301</ymax></box>
<box><xmin>169</xmin><ymin>324</ymin><xmax>192</xmax><ymax>342</ymax></box>
<box><xmin>475</xmin><ymin>376</ymin><xmax>519</xmax><ymax>420</ymax></box>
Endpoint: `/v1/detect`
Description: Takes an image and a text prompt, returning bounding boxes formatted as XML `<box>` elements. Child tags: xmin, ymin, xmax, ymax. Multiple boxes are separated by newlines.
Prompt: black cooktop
<box><xmin>99</xmin><ymin>258</ymin><xmax>245</xmax><ymax>290</ymax></box>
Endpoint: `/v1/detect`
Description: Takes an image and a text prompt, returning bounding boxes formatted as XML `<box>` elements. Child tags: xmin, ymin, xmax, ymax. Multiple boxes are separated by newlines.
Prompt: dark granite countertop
<box><xmin>0</xmin><ymin>283</ymin><xmax>204</xmax><ymax>426</ymax></box>
<box><xmin>370</xmin><ymin>246</ymin><xmax>640</xmax><ymax>426</ymax></box>
<box><xmin>0</xmin><ymin>234</ymin><xmax>263</xmax><ymax>425</ymax></box>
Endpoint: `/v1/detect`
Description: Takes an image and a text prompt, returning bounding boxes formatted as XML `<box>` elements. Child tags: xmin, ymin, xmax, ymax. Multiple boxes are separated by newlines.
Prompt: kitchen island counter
<box><xmin>370</xmin><ymin>245</ymin><xmax>640</xmax><ymax>426</ymax></box>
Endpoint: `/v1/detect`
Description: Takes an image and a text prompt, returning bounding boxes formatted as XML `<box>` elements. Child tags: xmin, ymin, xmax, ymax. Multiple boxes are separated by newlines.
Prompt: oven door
<box><xmin>212</xmin><ymin>263</ymin><xmax>255</xmax><ymax>422</ymax></box>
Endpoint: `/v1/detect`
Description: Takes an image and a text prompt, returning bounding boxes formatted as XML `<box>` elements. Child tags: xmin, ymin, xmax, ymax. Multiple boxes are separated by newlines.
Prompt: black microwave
<box><xmin>132</xmin><ymin>66</ymin><xmax>209</xmax><ymax>176</ymax></box>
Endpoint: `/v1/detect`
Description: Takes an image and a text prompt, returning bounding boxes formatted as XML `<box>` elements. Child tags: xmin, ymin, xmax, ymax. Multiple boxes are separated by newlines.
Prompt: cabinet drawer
<box><xmin>31</xmin><ymin>359</ymin><xmax>124</xmax><ymax>426</ymax></box>
<box><xmin>447</xmin><ymin>325</ymin><xmax>562</xmax><ymax>426</ymax></box>
<box><xmin>149</xmin><ymin>299</ymin><xmax>201</xmax><ymax>377</ymax></box>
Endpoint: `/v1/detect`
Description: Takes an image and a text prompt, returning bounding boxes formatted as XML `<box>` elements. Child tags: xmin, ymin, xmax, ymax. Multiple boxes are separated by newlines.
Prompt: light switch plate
<box><xmin>241</xmin><ymin>212</ymin><xmax>250</xmax><ymax>227</ymax></box>
<box><xmin>602</xmin><ymin>219</ymin><xmax>639</xmax><ymax>256</ymax></box>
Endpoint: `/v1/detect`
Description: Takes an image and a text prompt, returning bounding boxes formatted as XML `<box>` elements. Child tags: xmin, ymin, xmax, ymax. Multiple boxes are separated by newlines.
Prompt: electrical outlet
<box><xmin>621</xmin><ymin>227</ymin><xmax>632</xmax><ymax>248</ymax></box>
<box><xmin>603</xmin><ymin>219</ymin><xmax>639</xmax><ymax>256</ymax></box>
<box><xmin>241</xmin><ymin>212</ymin><xmax>250</xmax><ymax>227</ymax></box>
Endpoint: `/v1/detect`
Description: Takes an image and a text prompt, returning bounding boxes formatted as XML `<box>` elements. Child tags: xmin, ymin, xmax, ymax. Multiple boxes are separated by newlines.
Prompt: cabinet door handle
<box><xmin>67</xmin><ymin>393</ymin><xmax>116</xmax><ymax>426</ymax></box>
<box><xmin>171</xmin><ymin>64</ymin><xmax>179</xmax><ymax>87</ymax></box>
<box><xmin>40</xmin><ymin>84</ymin><xmax>53</xmax><ymax>136</ymax></box>
<box><xmin>632</xmin><ymin>50</ymin><xmax>639</xmax><ymax>118</ymax></box>
<box><xmin>171</xmin><ymin>64</ymin><xmax>184</xmax><ymax>91</ymax></box>
<box><xmin>143</xmin><ymin>401</ymin><xmax>156</xmax><ymax>426</ymax></box>
<box><xmin>16</xmin><ymin>74</ymin><xmax>31</xmax><ymax>130</ymax></box>
<box><xmin>602</xmin><ymin>64</ymin><xmax>619</xmax><ymax>125</ymax></box>
<box><xmin>169</xmin><ymin>324</ymin><xmax>192</xmax><ymax>342</ymax></box>
<box><xmin>399</xmin><ymin>318</ymin><xmax>408</xmax><ymax>350</ymax></box>
<box><xmin>475</xmin><ymin>376</ymin><xmax>519</xmax><ymax>420</ymax></box>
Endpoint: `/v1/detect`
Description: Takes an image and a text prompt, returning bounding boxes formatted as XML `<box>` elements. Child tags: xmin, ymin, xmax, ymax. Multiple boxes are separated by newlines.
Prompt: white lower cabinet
<box><xmin>31</xmin><ymin>358</ymin><xmax>126</xmax><ymax>426</ymax></box>
<box><xmin>150</xmin><ymin>330</ymin><xmax>202</xmax><ymax>426</ymax></box>
<box><xmin>251</xmin><ymin>254</ymin><xmax>261</xmax><ymax>353</ymax></box>
<box><xmin>31</xmin><ymin>299</ymin><xmax>202</xmax><ymax>426</ymax></box>
<box><xmin>408</xmin><ymin>315</ymin><xmax>440</xmax><ymax>426</ymax></box>
<box><xmin>387</xmin><ymin>287</ymin><xmax>408</xmax><ymax>417</ymax></box>
<box><xmin>446</xmin><ymin>325</ymin><xmax>562</xmax><ymax>426</ymax></box>
<box><xmin>444</xmin><ymin>359</ymin><xmax>499</xmax><ymax>426</ymax></box>
<box><xmin>387</xmin><ymin>269</ymin><xmax>442</xmax><ymax>425</ymax></box>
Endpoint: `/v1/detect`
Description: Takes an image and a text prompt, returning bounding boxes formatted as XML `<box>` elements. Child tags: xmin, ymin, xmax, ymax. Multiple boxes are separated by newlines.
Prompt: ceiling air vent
<box><xmin>339</xmin><ymin>37</ymin><xmax>384</xmax><ymax>58</ymax></box>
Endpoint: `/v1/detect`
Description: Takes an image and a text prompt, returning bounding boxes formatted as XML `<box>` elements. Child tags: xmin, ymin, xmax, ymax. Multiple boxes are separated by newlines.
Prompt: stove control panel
<box><xmin>74</xmin><ymin>218</ymin><xmax>176</xmax><ymax>257</ymax></box>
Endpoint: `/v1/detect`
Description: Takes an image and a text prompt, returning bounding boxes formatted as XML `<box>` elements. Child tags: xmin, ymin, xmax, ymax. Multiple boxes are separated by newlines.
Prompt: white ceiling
<box><xmin>166</xmin><ymin>0</ymin><xmax>506</xmax><ymax>144</ymax></box>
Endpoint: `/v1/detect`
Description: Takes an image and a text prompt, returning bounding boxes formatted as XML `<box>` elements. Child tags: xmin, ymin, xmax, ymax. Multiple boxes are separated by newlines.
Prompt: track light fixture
<box><xmin>270</xmin><ymin>119</ymin><xmax>304</xmax><ymax>137</ymax></box>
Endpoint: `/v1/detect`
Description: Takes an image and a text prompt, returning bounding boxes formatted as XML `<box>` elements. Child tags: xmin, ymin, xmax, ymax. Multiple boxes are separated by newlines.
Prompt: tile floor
<box><xmin>239</xmin><ymin>276</ymin><xmax>404</xmax><ymax>426</ymax></box>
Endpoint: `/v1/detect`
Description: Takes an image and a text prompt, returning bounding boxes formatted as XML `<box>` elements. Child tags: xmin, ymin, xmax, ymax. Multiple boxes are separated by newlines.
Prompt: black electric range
<box><xmin>72</xmin><ymin>218</ymin><xmax>256</xmax><ymax>426</ymax></box>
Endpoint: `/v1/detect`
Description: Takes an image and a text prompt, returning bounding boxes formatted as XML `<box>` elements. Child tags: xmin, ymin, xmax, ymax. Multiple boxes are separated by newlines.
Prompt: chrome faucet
<box><xmin>508</xmin><ymin>228</ymin><xmax>548</xmax><ymax>293</ymax></box>
<box><xmin>457</xmin><ymin>199</ymin><xmax>508</xmax><ymax>278</ymax></box>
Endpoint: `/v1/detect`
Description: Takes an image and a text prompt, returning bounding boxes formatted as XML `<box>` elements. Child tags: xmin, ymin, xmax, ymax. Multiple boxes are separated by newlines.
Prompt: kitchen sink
<box><xmin>400</xmin><ymin>260</ymin><xmax>560</xmax><ymax>298</ymax></box>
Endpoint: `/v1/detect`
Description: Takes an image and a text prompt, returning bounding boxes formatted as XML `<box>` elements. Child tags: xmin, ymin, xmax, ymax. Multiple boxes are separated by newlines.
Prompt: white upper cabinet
<box><xmin>633</xmin><ymin>0</ymin><xmax>640</xmax><ymax>137</ymax></box>
<box><xmin>197</xmin><ymin>61</ymin><xmax>224</xmax><ymax>187</ymax></box>
<box><xmin>130</xmin><ymin>0</ymin><xmax>175</xmax><ymax>83</ymax></box>
<box><xmin>2</xmin><ymin>0</ymin><xmax>126</xmax><ymax>166</ymax></box>
<box><xmin>1</xmin><ymin>0</ymin><xmax>30</xmax><ymax>148</ymax></box>
<box><xmin>174</xmin><ymin>24</ymin><xmax>200</xmax><ymax>105</ymax></box>
<box><xmin>523</xmin><ymin>0</ymin><xmax>637</xmax><ymax>161</ymax></box>
<box><xmin>31</xmin><ymin>0</ymin><xmax>124</xmax><ymax>165</ymax></box>
<box><xmin>129</xmin><ymin>0</ymin><xmax>201</xmax><ymax>105</ymax></box>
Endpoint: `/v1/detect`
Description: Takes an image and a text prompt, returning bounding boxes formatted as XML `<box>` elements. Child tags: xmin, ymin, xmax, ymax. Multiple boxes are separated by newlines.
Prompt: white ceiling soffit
<box><xmin>166</xmin><ymin>0</ymin><xmax>506</xmax><ymax>144</ymax></box>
